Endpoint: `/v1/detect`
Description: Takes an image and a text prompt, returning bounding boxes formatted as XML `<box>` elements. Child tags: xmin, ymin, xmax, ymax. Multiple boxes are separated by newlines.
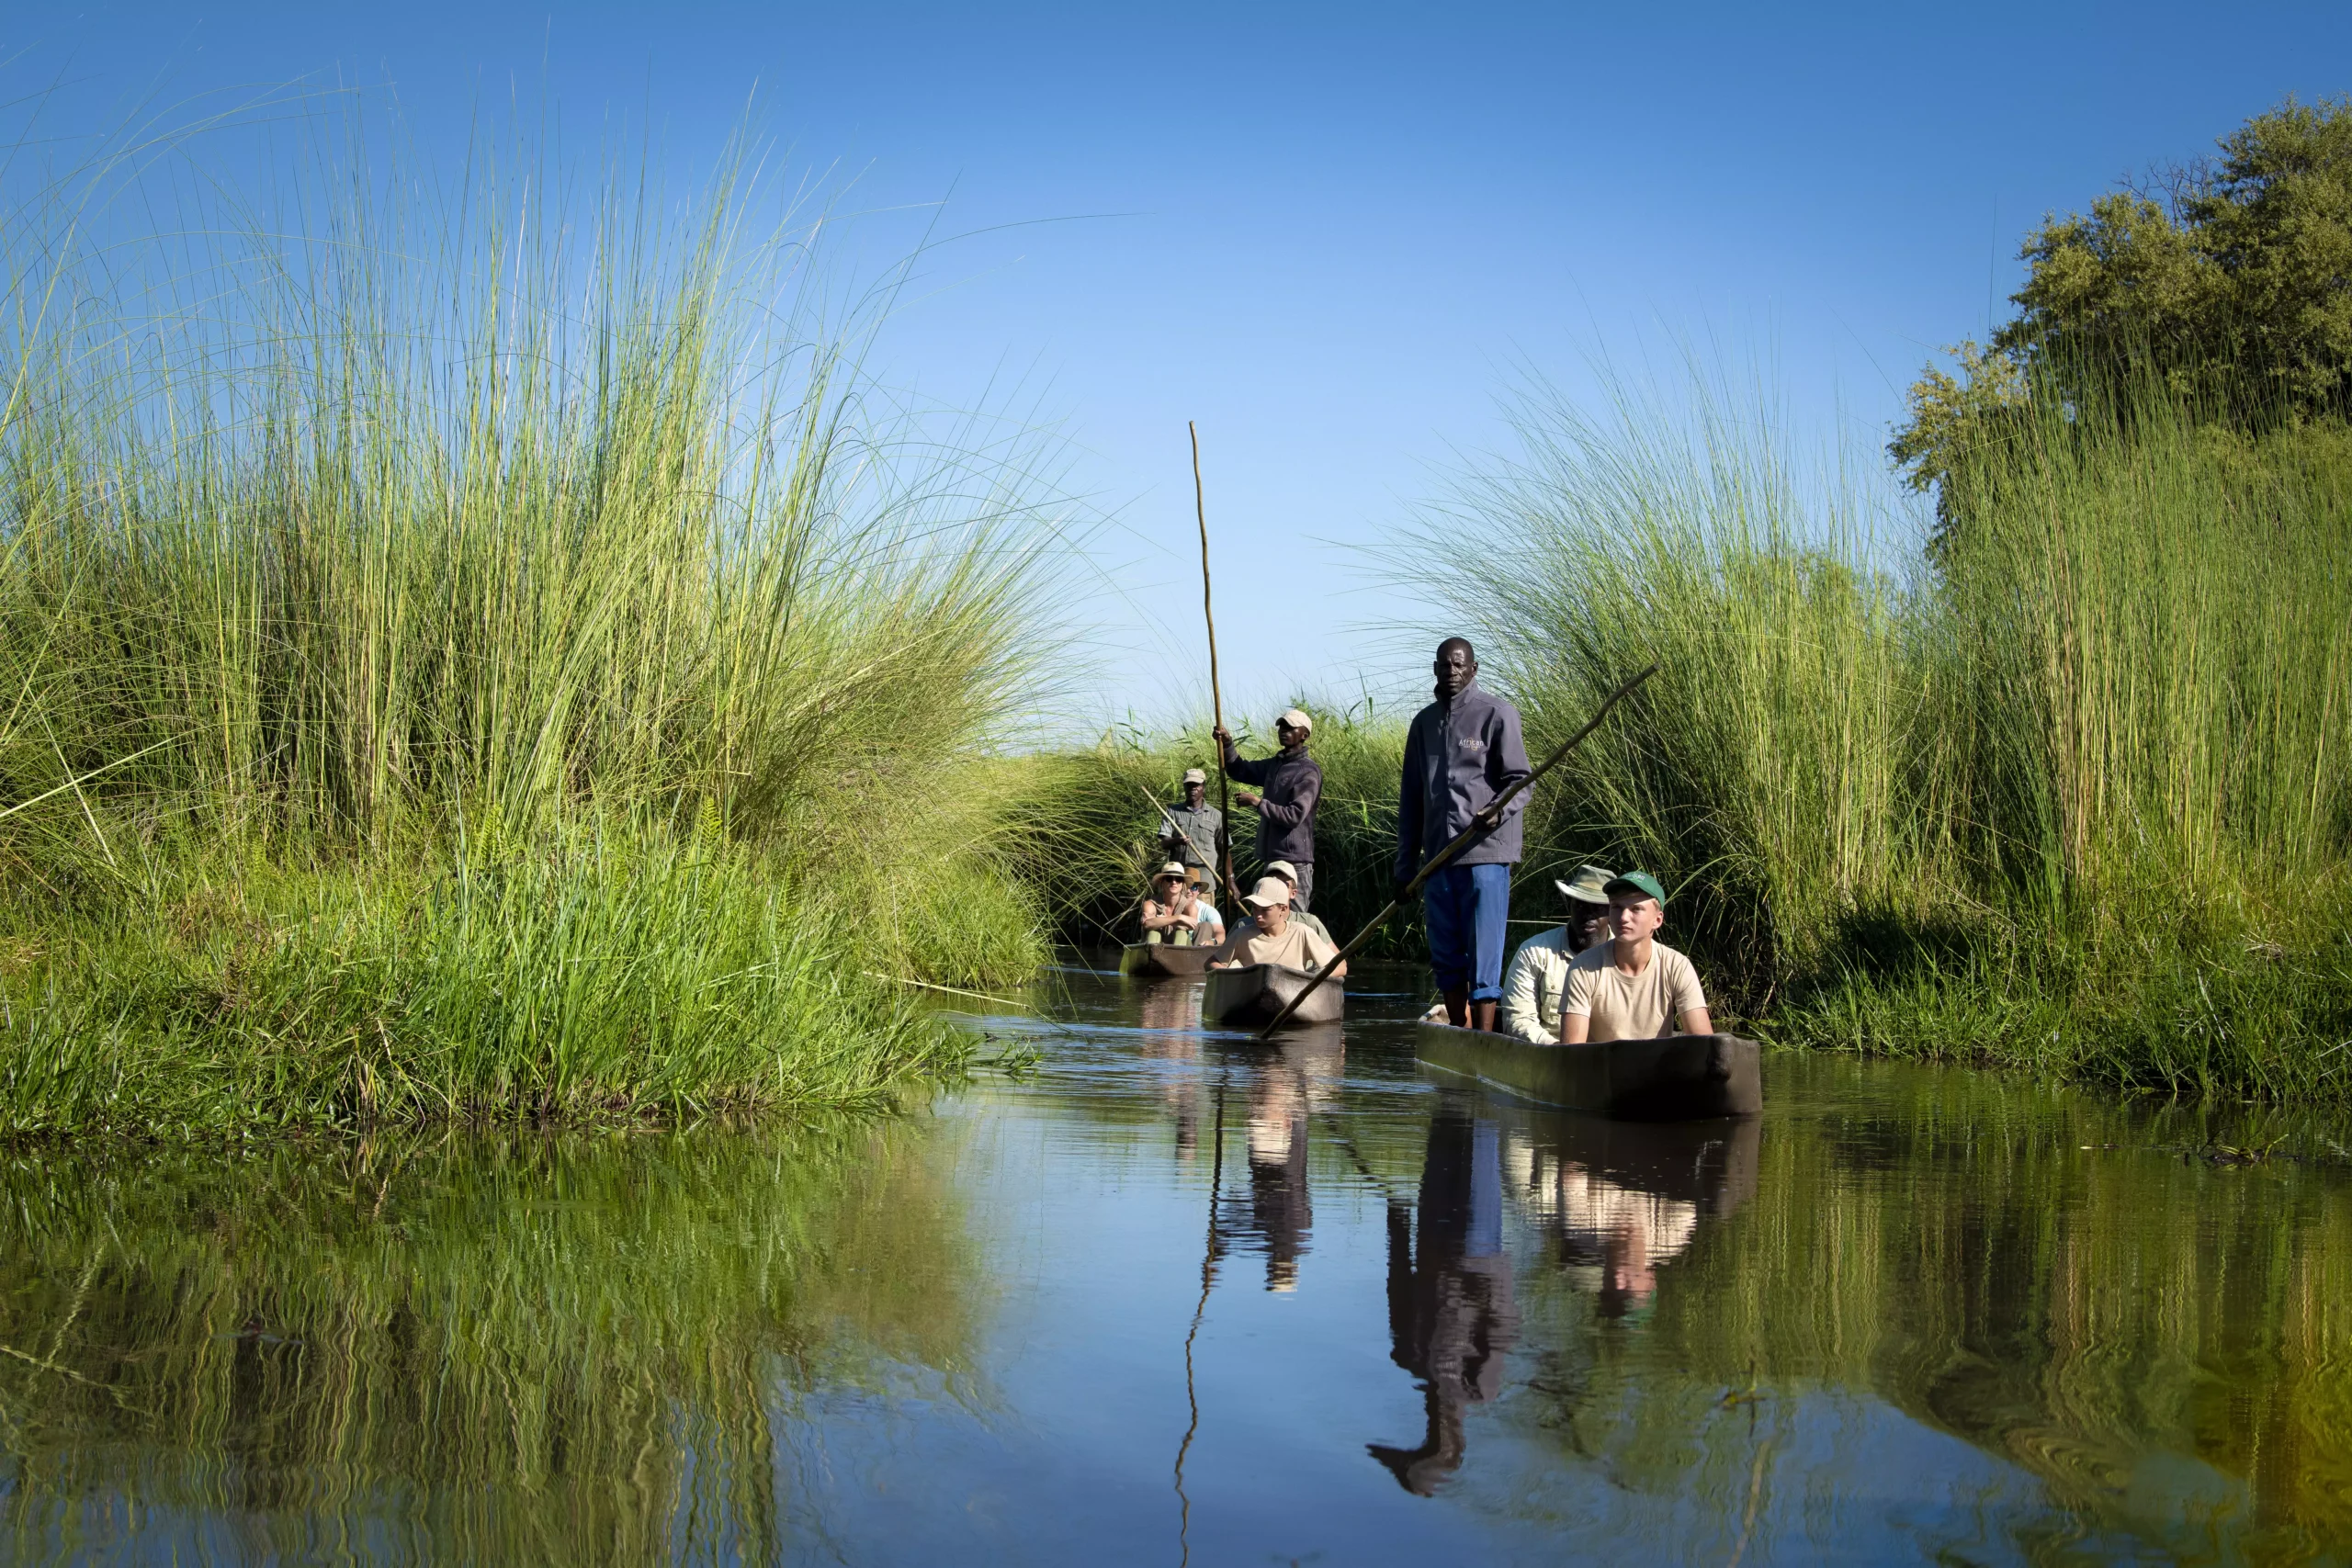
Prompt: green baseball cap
<box><xmin>1604</xmin><ymin>871</ymin><xmax>1668</xmax><ymax>908</ymax></box>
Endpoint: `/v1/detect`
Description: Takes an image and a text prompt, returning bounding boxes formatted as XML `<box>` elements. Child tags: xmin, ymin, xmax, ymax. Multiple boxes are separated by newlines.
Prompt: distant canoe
<box><xmin>1416</xmin><ymin>1024</ymin><xmax>1761</xmax><ymax>1121</ymax></box>
<box><xmin>1118</xmin><ymin>942</ymin><xmax>1219</xmax><ymax>978</ymax></box>
<box><xmin>1202</xmin><ymin>963</ymin><xmax>1344</xmax><ymax>1029</ymax></box>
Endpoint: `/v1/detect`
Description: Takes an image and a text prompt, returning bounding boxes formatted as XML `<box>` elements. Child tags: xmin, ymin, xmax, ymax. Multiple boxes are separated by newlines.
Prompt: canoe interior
<box><xmin>1117</xmin><ymin>942</ymin><xmax>1218</xmax><ymax>978</ymax></box>
<box><xmin>1416</xmin><ymin>1023</ymin><xmax>1761</xmax><ymax>1121</ymax></box>
<box><xmin>1201</xmin><ymin>963</ymin><xmax>1345</xmax><ymax>1029</ymax></box>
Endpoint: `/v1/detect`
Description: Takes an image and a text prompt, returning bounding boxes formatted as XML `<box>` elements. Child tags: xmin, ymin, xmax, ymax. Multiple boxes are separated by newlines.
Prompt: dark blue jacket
<box><xmin>1222</xmin><ymin>743</ymin><xmax>1322</xmax><ymax>864</ymax></box>
<box><xmin>1396</xmin><ymin>682</ymin><xmax>1532</xmax><ymax>879</ymax></box>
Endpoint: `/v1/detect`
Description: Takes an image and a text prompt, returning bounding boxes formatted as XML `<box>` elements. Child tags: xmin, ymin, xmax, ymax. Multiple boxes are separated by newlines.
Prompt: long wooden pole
<box><xmin>1254</xmin><ymin>662</ymin><xmax>1661</xmax><ymax>1038</ymax></box>
<box><xmin>1191</xmin><ymin>422</ymin><xmax>1238</xmax><ymax>908</ymax></box>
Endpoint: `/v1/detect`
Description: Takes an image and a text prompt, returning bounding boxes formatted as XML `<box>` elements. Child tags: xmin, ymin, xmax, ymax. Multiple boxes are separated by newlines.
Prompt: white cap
<box><xmin>1241</xmin><ymin>875</ymin><xmax>1293</xmax><ymax>910</ymax></box>
<box><xmin>1276</xmin><ymin>707</ymin><xmax>1313</xmax><ymax>735</ymax></box>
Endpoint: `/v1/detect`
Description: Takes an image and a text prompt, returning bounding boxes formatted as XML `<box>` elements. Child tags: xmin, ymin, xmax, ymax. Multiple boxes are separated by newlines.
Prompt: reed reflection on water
<box><xmin>1</xmin><ymin>961</ymin><xmax>2349</xmax><ymax>1563</ymax></box>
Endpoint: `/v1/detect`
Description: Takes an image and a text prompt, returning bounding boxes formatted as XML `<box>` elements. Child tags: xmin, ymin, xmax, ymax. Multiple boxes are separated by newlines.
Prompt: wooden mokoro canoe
<box><xmin>1202</xmin><ymin>963</ymin><xmax>1345</xmax><ymax>1029</ymax></box>
<box><xmin>1416</xmin><ymin>1023</ymin><xmax>1761</xmax><ymax>1121</ymax></box>
<box><xmin>1118</xmin><ymin>942</ymin><xmax>1219</xmax><ymax>978</ymax></box>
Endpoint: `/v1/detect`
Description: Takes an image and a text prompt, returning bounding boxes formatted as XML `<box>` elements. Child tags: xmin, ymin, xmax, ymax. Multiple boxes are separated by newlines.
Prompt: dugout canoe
<box><xmin>1202</xmin><ymin>963</ymin><xmax>1345</xmax><ymax>1029</ymax></box>
<box><xmin>1118</xmin><ymin>942</ymin><xmax>1220</xmax><ymax>978</ymax></box>
<box><xmin>1416</xmin><ymin>1023</ymin><xmax>1760</xmax><ymax>1121</ymax></box>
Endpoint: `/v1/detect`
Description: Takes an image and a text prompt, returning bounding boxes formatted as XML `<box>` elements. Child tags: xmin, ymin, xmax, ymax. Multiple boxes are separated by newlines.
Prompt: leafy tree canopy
<box><xmin>1893</xmin><ymin>96</ymin><xmax>2352</xmax><ymax>550</ymax></box>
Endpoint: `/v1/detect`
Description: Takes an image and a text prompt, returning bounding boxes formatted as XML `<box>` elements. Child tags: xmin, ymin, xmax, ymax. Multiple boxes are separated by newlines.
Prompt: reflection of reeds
<box><xmin>1505</xmin><ymin>1063</ymin><xmax>2352</xmax><ymax>1555</ymax></box>
<box><xmin>0</xmin><ymin>1122</ymin><xmax>982</xmax><ymax>1562</ymax></box>
<box><xmin>0</xmin><ymin>103</ymin><xmax>1074</xmax><ymax>1132</ymax></box>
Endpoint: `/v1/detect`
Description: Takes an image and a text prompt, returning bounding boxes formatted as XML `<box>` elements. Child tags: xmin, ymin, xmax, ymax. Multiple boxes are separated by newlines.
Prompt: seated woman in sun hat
<box><xmin>1496</xmin><ymin>863</ymin><xmax>1619</xmax><ymax>1042</ymax></box>
<box><xmin>1139</xmin><ymin>862</ymin><xmax>1225</xmax><ymax>947</ymax></box>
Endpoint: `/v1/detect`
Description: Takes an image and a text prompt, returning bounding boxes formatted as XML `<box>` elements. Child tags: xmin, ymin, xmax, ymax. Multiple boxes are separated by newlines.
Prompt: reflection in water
<box><xmin>1371</xmin><ymin>1107</ymin><xmax>1520</xmax><ymax>1495</ymax></box>
<box><xmin>8</xmin><ymin>962</ymin><xmax>2352</xmax><ymax>1564</ymax></box>
<box><xmin>1138</xmin><ymin>980</ymin><xmax>1208</xmax><ymax>1158</ymax></box>
<box><xmin>0</xmin><ymin>1125</ymin><xmax>978</xmax><ymax>1564</ymax></box>
<box><xmin>1506</xmin><ymin>1113</ymin><xmax>1758</xmax><ymax>1318</ymax></box>
<box><xmin>1370</xmin><ymin>1102</ymin><xmax>1759</xmax><ymax>1494</ymax></box>
<box><xmin>1225</xmin><ymin>1030</ymin><xmax>1344</xmax><ymax>1291</ymax></box>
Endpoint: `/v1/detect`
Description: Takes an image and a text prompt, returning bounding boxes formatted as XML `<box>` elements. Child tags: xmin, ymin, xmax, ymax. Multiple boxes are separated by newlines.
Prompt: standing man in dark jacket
<box><xmin>1213</xmin><ymin>707</ymin><xmax>1323</xmax><ymax>910</ymax></box>
<box><xmin>1397</xmin><ymin>638</ymin><xmax>1531</xmax><ymax>1033</ymax></box>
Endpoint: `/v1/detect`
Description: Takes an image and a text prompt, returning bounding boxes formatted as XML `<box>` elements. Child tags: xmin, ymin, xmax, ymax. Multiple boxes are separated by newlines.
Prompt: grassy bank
<box><xmin>993</xmin><ymin>703</ymin><xmax>1422</xmax><ymax>956</ymax></box>
<box><xmin>1008</xmin><ymin>378</ymin><xmax>2351</xmax><ymax>1104</ymax></box>
<box><xmin>0</xmin><ymin>112</ymin><xmax>1066</xmax><ymax>1138</ymax></box>
<box><xmin>1397</xmin><ymin>378</ymin><xmax>2352</xmax><ymax>1101</ymax></box>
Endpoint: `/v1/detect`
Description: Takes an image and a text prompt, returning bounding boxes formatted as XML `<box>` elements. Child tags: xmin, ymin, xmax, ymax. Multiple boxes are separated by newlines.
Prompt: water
<box><xmin>5</xmin><ymin>963</ymin><xmax>2350</xmax><ymax>1564</ymax></box>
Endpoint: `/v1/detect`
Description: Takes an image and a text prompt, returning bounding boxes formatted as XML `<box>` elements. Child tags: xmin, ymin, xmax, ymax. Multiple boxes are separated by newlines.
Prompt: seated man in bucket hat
<box><xmin>1557</xmin><ymin>873</ymin><xmax>1713</xmax><ymax>1043</ymax></box>
<box><xmin>1498</xmin><ymin>864</ymin><xmax>1619</xmax><ymax>1042</ymax></box>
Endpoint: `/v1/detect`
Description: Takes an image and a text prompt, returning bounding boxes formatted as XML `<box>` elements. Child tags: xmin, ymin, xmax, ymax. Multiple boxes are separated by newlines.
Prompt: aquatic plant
<box><xmin>1392</xmin><ymin>369</ymin><xmax>2352</xmax><ymax>1100</ymax></box>
<box><xmin>0</xmin><ymin>99</ymin><xmax>1072</xmax><ymax>1135</ymax></box>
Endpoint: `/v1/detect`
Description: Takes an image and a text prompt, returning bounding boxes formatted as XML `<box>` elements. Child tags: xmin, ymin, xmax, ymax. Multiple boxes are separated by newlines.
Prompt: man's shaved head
<box><xmin>1433</xmin><ymin>637</ymin><xmax>1478</xmax><ymax>699</ymax></box>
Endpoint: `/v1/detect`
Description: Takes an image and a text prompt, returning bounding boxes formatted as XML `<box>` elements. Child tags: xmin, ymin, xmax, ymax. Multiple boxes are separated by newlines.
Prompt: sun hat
<box><xmin>1241</xmin><ymin>875</ymin><xmax>1293</xmax><ymax>909</ymax></box>
<box><xmin>1263</xmin><ymin>860</ymin><xmax>1298</xmax><ymax>884</ymax></box>
<box><xmin>1181</xmin><ymin>767</ymin><xmax>1208</xmax><ymax>784</ymax></box>
<box><xmin>1275</xmin><ymin>707</ymin><xmax>1313</xmax><ymax>735</ymax></box>
<box><xmin>1603</xmin><ymin>871</ymin><xmax>1668</xmax><ymax>908</ymax></box>
<box><xmin>1554</xmin><ymin>864</ymin><xmax>1617</xmax><ymax>905</ymax></box>
<box><xmin>1155</xmin><ymin>862</ymin><xmax>1189</xmax><ymax>881</ymax></box>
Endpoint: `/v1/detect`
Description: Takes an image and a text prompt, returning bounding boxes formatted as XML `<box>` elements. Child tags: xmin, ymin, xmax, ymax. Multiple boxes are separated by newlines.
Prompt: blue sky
<box><xmin>20</xmin><ymin>2</ymin><xmax>2352</xmax><ymax>728</ymax></box>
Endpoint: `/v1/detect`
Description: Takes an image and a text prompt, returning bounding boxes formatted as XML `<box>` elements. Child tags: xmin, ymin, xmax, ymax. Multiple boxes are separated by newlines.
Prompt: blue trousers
<box><xmin>1422</xmin><ymin>863</ymin><xmax>1512</xmax><ymax>1002</ymax></box>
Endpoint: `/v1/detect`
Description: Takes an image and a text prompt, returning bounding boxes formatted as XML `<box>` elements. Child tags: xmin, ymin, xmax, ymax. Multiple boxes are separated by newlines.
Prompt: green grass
<box><xmin>0</xmin><ymin>107</ymin><xmax>1069</xmax><ymax>1137</ymax></box>
<box><xmin>992</xmin><ymin>702</ymin><xmax>1426</xmax><ymax>957</ymax></box>
<box><xmin>1388</xmin><ymin>374</ymin><xmax>2352</xmax><ymax>1100</ymax></box>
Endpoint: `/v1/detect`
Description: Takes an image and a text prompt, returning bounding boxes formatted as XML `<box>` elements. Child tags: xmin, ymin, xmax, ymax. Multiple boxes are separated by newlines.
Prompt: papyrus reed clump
<box><xmin>0</xmin><ymin>108</ymin><xmax>1072</xmax><ymax>1136</ymax></box>
<box><xmin>1395</xmin><ymin>375</ymin><xmax>2352</xmax><ymax>1101</ymax></box>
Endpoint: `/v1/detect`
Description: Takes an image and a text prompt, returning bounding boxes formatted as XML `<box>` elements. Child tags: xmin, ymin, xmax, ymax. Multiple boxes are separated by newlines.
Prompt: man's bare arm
<box><xmin>1679</xmin><ymin>1007</ymin><xmax>1713</xmax><ymax>1036</ymax></box>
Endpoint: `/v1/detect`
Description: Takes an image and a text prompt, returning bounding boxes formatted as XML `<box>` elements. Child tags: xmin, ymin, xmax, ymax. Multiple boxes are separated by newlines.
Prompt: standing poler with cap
<box><xmin>1398</xmin><ymin>637</ymin><xmax>1532</xmax><ymax>1034</ymax></box>
<box><xmin>1159</xmin><ymin>767</ymin><xmax>1224</xmax><ymax>893</ymax></box>
<box><xmin>1213</xmin><ymin>708</ymin><xmax>1323</xmax><ymax>910</ymax></box>
<box><xmin>1497</xmin><ymin>864</ymin><xmax>1617</xmax><ymax>1043</ymax></box>
<box><xmin>1557</xmin><ymin>872</ymin><xmax>1713</xmax><ymax>1043</ymax></box>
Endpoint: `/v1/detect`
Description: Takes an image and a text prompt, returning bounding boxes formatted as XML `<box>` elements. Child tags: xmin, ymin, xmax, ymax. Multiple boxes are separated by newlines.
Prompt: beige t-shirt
<box><xmin>1560</xmin><ymin>941</ymin><xmax>1707</xmax><ymax>1041</ymax></box>
<box><xmin>1227</xmin><ymin>919</ymin><xmax>1339</xmax><ymax>975</ymax></box>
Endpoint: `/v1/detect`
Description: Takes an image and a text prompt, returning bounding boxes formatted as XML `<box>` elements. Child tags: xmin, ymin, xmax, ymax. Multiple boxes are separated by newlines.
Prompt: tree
<box><xmin>1893</xmin><ymin>96</ymin><xmax>2352</xmax><ymax>552</ymax></box>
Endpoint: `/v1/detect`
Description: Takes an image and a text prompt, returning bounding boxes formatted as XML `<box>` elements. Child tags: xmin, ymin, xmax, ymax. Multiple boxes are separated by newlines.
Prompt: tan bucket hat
<box><xmin>1554</xmin><ymin>863</ymin><xmax>1617</xmax><ymax>904</ymax></box>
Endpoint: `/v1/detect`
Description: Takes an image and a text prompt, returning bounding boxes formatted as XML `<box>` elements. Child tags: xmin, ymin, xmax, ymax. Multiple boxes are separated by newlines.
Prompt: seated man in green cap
<box><xmin>1557</xmin><ymin>872</ymin><xmax>1713</xmax><ymax>1043</ymax></box>
<box><xmin>1498</xmin><ymin>864</ymin><xmax>1619</xmax><ymax>1042</ymax></box>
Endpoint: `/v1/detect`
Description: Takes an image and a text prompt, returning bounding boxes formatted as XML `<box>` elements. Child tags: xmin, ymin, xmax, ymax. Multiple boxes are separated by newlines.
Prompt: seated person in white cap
<box><xmin>1139</xmin><ymin>863</ymin><xmax>1225</xmax><ymax>947</ymax></box>
<box><xmin>1558</xmin><ymin>873</ymin><xmax>1712</xmax><ymax>1043</ymax></box>
<box><xmin>1211</xmin><ymin>708</ymin><xmax>1321</xmax><ymax>911</ymax></box>
<box><xmin>1213</xmin><ymin>876</ymin><xmax>1345</xmax><ymax>977</ymax></box>
<box><xmin>1229</xmin><ymin>861</ymin><xmax>1330</xmax><ymax>944</ymax></box>
<box><xmin>1498</xmin><ymin>864</ymin><xmax>1618</xmax><ymax>1042</ymax></box>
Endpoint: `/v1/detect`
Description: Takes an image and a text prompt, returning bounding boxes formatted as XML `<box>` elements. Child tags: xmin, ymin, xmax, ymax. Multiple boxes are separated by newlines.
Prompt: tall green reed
<box><xmin>1383</xmin><ymin>373</ymin><xmax>2352</xmax><ymax>1098</ymax></box>
<box><xmin>0</xmin><ymin>102</ymin><xmax>1073</xmax><ymax>1134</ymax></box>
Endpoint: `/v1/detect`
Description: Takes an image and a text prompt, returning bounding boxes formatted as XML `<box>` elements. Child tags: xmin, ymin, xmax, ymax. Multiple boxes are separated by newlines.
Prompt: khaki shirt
<box><xmin>1226</xmin><ymin>919</ymin><xmax>1339</xmax><ymax>975</ymax></box>
<box><xmin>1561</xmin><ymin>941</ymin><xmax>1708</xmax><ymax>1042</ymax></box>
<box><xmin>1499</xmin><ymin>926</ymin><xmax>1579</xmax><ymax>1043</ymax></box>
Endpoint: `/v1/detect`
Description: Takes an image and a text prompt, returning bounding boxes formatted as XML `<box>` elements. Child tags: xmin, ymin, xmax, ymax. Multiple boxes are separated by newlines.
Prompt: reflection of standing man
<box><xmin>1370</xmin><ymin>1105</ymin><xmax>1520</xmax><ymax>1495</ymax></box>
<box><xmin>1159</xmin><ymin>768</ymin><xmax>1224</xmax><ymax>893</ymax></box>
<box><xmin>1398</xmin><ymin>638</ymin><xmax>1532</xmax><ymax>1033</ymax></box>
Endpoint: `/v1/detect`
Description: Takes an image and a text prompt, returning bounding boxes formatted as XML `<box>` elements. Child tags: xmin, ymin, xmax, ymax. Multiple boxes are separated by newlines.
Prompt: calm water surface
<box><xmin>5</xmin><ymin>962</ymin><xmax>2350</xmax><ymax>1564</ymax></box>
